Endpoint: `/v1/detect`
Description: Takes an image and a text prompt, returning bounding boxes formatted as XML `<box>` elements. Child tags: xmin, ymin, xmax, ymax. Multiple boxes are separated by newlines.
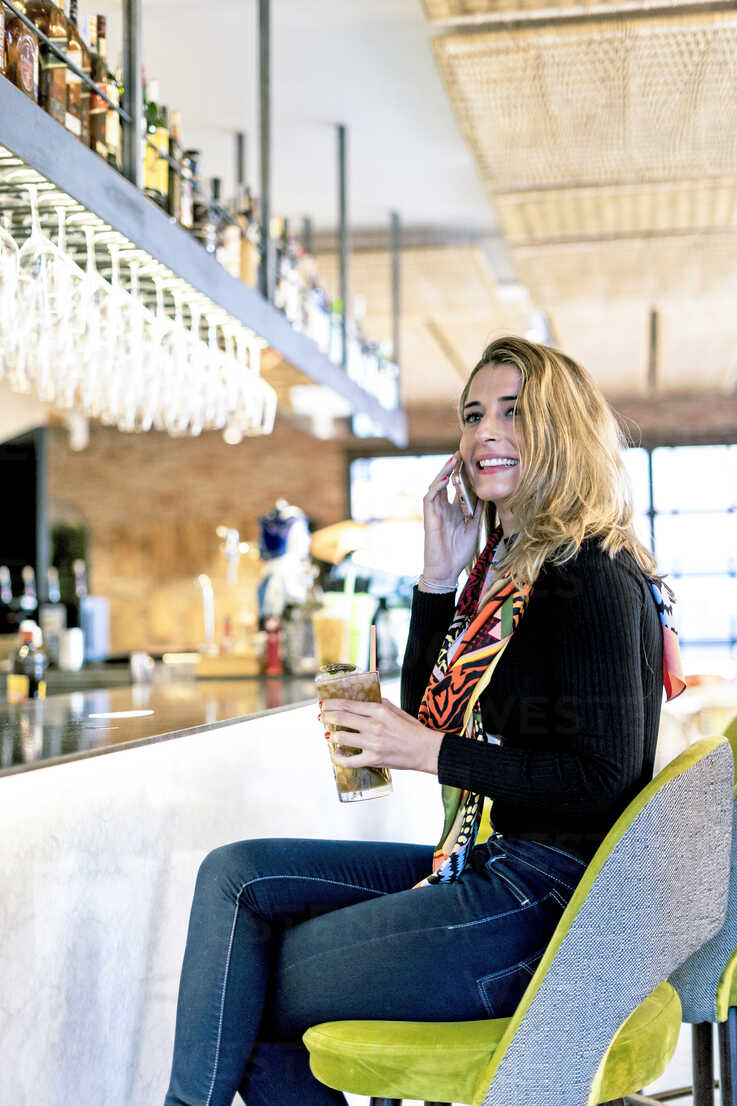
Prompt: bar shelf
<box><xmin>0</xmin><ymin>76</ymin><xmax>408</xmax><ymax>446</ymax></box>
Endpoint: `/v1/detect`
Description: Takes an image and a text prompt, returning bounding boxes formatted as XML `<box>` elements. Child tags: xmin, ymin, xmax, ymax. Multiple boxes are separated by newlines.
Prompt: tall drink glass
<box><xmin>315</xmin><ymin>664</ymin><xmax>393</xmax><ymax>802</ymax></box>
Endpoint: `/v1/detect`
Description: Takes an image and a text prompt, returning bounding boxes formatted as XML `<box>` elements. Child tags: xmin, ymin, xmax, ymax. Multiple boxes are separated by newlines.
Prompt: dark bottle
<box><xmin>64</xmin><ymin>556</ymin><xmax>87</xmax><ymax>629</ymax></box>
<box><xmin>7</xmin><ymin>620</ymin><xmax>48</xmax><ymax>702</ymax></box>
<box><xmin>0</xmin><ymin>566</ymin><xmax>37</xmax><ymax>632</ymax></box>
<box><xmin>211</xmin><ymin>177</ymin><xmax>226</xmax><ymax>251</ymax></box>
<box><xmin>0</xmin><ymin>565</ymin><xmax>12</xmax><ymax>634</ymax></box>
<box><xmin>180</xmin><ymin>147</ymin><xmax>195</xmax><ymax>230</ymax></box>
<box><xmin>38</xmin><ymin>566</ymin><xmax>66</xmax><ymax>667</ymax></box>
<box><xmin>143</xmin><ymin>78</ymin><xmax>169</xmax><ymax>208</ymax></box>
<box><xmin>5</xmin><ymin>0</ymin><xmax>39</xmax><ymax>101</ymax></box>
<box><xmin>27</xmin><ymin>0</ymin><xmax>67</xmax><ymax>125</ymax></box>
<box><xmin>168</xmin><ymin>108</ymin><xmax>183</xmax><ymax>221</ymax></box>
<box><xmin>88</xmin><ymin>13</ymin><xmax>108</xmax><ymax>158</ymax></box>
<box><xmin>191</xmin><ymin>165</ymin><xmax>217</xmax><ymax>254</ymax></box>
<box><xmin>64</xmin><ymin>0</ymin><xmax>90</xmax><ymax>143</ymax></box>
<box><xmin>105</xmin><ymin>65</ymin><xmax>122</xmax><ymax>169</ymax></box>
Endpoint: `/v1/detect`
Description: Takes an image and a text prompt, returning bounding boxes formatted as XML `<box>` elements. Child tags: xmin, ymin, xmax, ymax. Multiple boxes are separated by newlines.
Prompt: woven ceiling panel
<box><xmin>423</xmin><ymin>0</ymin><xmax>645</xmax><ymax>18</ymax></box>
<box><xmin>433</xmin><ymin>12</ymin><xmax>737</xmax><ymax>193</ymax></box>
<box><xmin>422</xmin><ymin>0</ymin><xmax>712</xmax><ymax>18</ymax></box>
<box><xmin>495</xmin><ymin>177</ymin><xmax>737</xmax><ymax>241</ymax></box>
<box><xmin>512</xmin><ymin>233</ymin><xmax>737</xmax><ymax>393</ymax></box>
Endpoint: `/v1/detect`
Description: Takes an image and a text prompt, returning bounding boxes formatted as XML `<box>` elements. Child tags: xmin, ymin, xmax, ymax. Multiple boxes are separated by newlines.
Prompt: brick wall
<box><xmin>47</xmin><ymin>418</ymin><xmax>347</xmax><ymax>654</ymax></box>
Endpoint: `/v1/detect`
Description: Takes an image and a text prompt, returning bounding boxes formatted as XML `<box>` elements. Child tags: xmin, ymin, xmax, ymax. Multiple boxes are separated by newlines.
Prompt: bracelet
<box><xmin>418</xmin><ymin>574</ymin><xmax>458</xmax><ymax>594</ymax></box>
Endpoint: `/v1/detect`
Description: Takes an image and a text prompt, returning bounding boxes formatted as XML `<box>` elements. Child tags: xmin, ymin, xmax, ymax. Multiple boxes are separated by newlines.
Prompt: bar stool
<box><xmin>304</xmin><ymin>736</ymin><xmax>733</xmax><ymax>1106</ymax></box>
<box><xmin>666</xmin><ymin>712</ymin><xmax>737</xmax><ymax>1106</ymax></box>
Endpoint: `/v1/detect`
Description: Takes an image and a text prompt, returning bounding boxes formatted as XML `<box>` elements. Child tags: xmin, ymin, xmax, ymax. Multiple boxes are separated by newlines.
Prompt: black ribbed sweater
<box><xmin>401</xmin><ymin>538</ymin><xmax>664</xmax><ymax>862</ymax></box>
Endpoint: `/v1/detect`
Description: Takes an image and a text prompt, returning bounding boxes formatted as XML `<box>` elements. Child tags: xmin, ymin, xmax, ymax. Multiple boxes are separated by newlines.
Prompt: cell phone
<box><xmin>451</xmin><ymin>458</ymin><xmax>477</xmax><ymax>521</ymax></box>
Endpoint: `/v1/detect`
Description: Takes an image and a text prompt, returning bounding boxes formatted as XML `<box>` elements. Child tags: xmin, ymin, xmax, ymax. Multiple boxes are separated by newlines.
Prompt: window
<box><xmin>648</xmin><ymin>445</ymin><xmax>737</xmax><ymax>679</ymax></box>
<box><xmin>349</xmin><ymin>444</ymin><xmax>737</xmax><ymax>678</ymax></box>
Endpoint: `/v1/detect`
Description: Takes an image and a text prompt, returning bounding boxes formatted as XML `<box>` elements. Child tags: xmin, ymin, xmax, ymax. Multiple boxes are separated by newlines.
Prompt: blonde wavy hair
<box><xmin>460</xmin><ymin>335</ymin><xmax>670</xmax><ymax>596</ymax></box>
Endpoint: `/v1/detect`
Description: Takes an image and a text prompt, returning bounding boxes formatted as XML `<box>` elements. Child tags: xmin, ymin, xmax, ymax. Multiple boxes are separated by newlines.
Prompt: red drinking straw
<box><xmin>369</xmin><ymin>624</ymin><xmax>377</xmax><ymax>673</ymax></box>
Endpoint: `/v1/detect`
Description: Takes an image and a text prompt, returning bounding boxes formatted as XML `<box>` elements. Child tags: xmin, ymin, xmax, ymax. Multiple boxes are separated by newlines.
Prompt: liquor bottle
<box><xmin>191</xmin><ymin>164</ymin><xmax>217</xmax><ymax>254</ymax></box>
<box><xmin>263</xmin><ymin>615</ymin><xmax>283</xmax><ymax>676</ymax></box>
<box><xmin>236</xmin><ymin>185</ymin><xmax>261</xmax><ymax>288</ymax></box>
<box><xmin>106</xmin><ymin>66</ymin><xmax>122</xmax><ymax>169</ymax></box>
<box><xmin>180</xmin><ymin>148</ymin><xmax>195</xmax><ymax>230</ymax></box>
<box><xmin>88</xmin><ymin>13</ymin><xmax>108</xmax><ymax>158</ymax></box>
<box><xmin>20</xmin><ymin>565</ymin><xmax>38</xmax><ymax>616</ymax></box>
<box><xmin>212</xmin><ymin>178</ymin><xmax>240</xmax><ymax>278</ymax></box>
<box><xmin>143</xmin><ymin>79</ymin><xmax>169</xmax><ymax>208</ymax></box>
<box><xmin>272</xmin><ymin>215</ymin><xmax>287</xmax><ymax>312</ymax></box>
<box><xmin>210</xmin><ymin>177</ymin><xmax>226</xmax><ymax>250</ymax></box>
<box><xmin>5</xmin><ymin>1</ymin><xmax>39</xmax><ymax>101</ymax></box>
<box><xmin>329</xmin><ymin>297</ymin><xmax>344</xmax><ymax>364</ymax></box>
<box><xmin>0</xmin><ymin>565</ymin><xmax>12</xmax><ymax>633</ymax></box>
<box><xmin>27</xmin><ymin>0</ymin><xmax>67</xmax><ymax>124</ymax></box>
<box><xmin>284</xmin><ymin>225</ymin><xmax>303</xmax><ymax>325</ymax></box>
<box><xmin>65</xmin><ymin>556</ymin><xmax>87</xmax><ymax>629</ymax></box>
<box><xmin>168</xmin><ymin>109</ymin><xmax>183</xmax><ymax>221</ymax></box>
<box><xmin>65</xmin><ymin>0</ymin><xmax>90</xmax><ymax>143</ymax></box>
<box><xmin>38</xmin><ymin>566</ymin><xmax>66</xmax><ymax>667</ymax></box>
<box><xmin>7</xmin><ymin>620</ymin><xmax>48</xmax><ymax>702</ymax></box>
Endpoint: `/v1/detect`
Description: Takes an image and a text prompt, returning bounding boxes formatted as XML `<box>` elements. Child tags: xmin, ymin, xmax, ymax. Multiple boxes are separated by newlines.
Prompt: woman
<box><xmin>164</xmin><ymin>336</ymin><xmax>684</xmax><ymax>1106</ymax></box>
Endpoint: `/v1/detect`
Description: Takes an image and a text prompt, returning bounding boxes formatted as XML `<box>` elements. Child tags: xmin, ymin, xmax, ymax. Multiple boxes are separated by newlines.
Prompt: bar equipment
<box><xmin>0</xmin><ymin>161</ymin><xmax>278</xmax><ymax>439</ymax></box>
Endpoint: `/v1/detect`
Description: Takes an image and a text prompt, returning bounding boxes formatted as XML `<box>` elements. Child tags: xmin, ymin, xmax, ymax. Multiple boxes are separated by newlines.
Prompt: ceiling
<box><xmin>90</xmin><ymin>0</ymin><xmax>737</xmax><ymax>411</ymax></box>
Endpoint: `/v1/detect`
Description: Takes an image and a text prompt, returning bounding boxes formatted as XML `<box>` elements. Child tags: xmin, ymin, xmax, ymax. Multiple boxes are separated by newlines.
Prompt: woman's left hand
<box><xmin>319</xmin><ymin>698</ymin><xmax>443</xmax><ymax>775</ymax></box>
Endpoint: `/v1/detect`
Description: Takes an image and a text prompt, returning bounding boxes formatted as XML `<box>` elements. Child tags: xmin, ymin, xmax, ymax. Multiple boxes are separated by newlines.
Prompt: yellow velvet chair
<box><xmin>304</xmin><ymin>736</ymin><xmax>734</xmax><ymax>1106</ymax></box>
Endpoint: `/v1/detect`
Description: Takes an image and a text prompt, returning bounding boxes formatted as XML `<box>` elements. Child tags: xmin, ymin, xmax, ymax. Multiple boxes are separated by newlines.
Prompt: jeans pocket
<box><xmin>476</xmin><ymin>948</ymin><xmax>545</xmax><ymax>1019</ymax></box>
<box><xmin>490</xmin><ymin>866</ymin><xmax>532</xmax><ymax>906</ymax></box>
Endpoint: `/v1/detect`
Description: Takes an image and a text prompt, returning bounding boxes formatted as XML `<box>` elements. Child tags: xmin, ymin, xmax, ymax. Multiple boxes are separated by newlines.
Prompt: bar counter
<box><xmin>0</xmin><ymin>675</ymin><xmax>318</xmax><ymax>776</ymax></box>
<box><xmin>0</xmin><ymin>675</ymin><xmax>439</xmax><ymax>1106</ymax></box>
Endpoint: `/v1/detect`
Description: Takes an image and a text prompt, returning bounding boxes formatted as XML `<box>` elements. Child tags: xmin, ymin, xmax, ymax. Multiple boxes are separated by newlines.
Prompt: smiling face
<box><xmin>460</xmin><ymin>362</ymin><xmax>524</xmax><ymax>515</ymax></box>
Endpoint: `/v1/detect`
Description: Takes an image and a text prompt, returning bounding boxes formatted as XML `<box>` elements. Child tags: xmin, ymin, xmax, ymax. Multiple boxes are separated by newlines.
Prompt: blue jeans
<box><xmin>163</xmin><ymin>833</ymin><xmax>587</xmax><ymax>1106</ymax></box>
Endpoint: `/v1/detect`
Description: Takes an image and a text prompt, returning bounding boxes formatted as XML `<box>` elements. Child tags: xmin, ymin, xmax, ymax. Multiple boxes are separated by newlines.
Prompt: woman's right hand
<box><xmin>422</xmin><ymin>452</ymin><xmax>483</xmax><ymax>583</ymax></box>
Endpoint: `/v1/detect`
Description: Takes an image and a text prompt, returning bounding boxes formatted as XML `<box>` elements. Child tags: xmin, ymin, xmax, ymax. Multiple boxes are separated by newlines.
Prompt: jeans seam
<box><xmin>476</xmin><ymin>948</ymin><xmax>544</xmax><ymax>987</ymax></box>
<box><xmin>281</xmin><ymin>892</ymin><xmax>556</xmax><ymax>975</ymax></box>
<box><xmin>240</xmin><ymin>874</ymin><xmax>390</xmax><ymax>898</ymax></box>
<box><xmin>503</xmin><ymin>852</ymin><xmax>580</xmax><ymax>892</ymax></box>
<box><xmin>444</xmin><ymin>890</ymin><xmax>555</xmax><ymax>931</ymax></box>
<box><xmin>549</xmin><ymin>887</ymin><xmax>569</xmax><ymax>909</ymax></box>
<box><xmin>491</xmin><ymin>866</ymin><xmax>531</xmax><ymax>906</ymax></box>
<box><xmin>514</xmin><ymin>840</ymin><xmax>588</xmax><ymax>865</ymax></box>
<box><xmin>475</xmin><ymin>948</ymin><xmax>545</xmax><ymax>1017</ymax></box>
<box><xmin>205</xmin><ymin>880</ymin><xmax>248</xmax><ymax>1106</ymax></box>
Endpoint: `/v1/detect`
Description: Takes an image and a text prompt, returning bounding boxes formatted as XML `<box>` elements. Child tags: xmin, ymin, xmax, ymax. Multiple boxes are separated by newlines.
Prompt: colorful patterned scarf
<box><xmin>416</xmin><ymin>526</ymin><xmax>686</xmax><ymax>886</ymax></box>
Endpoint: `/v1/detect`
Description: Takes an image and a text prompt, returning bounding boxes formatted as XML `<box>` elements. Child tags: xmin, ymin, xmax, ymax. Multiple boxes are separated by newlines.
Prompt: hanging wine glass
<box><xmin>73</xmin><ymin>221</ymin><xmax>111</xmax><ymax>418</ymax></box>
<box><xmin>118</xmin><ymin>253</ymin><xmax>153</xmax><ymax>431</ymax></box>
<box><xmin>12</xmin><ymin>182</ymin><xmax>62</xmax><ymax>392</ymax></box>
<box><xmin>203</xmin><ymin>307</ymin><xmax>229</xmax><ymax>431</ymax></box>
<box><xmin>0</xmin><ymin>211</ymin><xmax>20</xmax><ymax>381</ymax></box>
<box><xmin>182</xmin><ymin>293</ymin><xmax>208</xmax><ymax>436</ymax></box>
<box><xmin>47</xmin><ymin>201</ymin><xmax>86</xmax><ymax>407</ymax></box>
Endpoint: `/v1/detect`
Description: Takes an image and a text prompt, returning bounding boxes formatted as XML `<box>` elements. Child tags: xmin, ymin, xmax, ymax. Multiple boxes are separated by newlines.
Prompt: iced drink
<box><xmin>315</xmin><ymin>663</ymin><xmax>393</xmax><ymax>802</ymax></box>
